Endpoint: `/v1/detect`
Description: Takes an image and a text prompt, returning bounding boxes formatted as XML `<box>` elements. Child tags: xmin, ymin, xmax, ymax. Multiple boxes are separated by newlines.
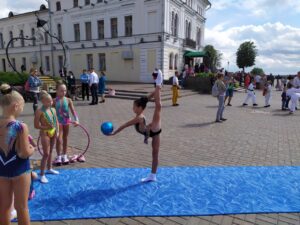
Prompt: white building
<box><xmin>0</xmin><ymin>0</ymin><xmax>211</xmax><ymax>82</ymax></box>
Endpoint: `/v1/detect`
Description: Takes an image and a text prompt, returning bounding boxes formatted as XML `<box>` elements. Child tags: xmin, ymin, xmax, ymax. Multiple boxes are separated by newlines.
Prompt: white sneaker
<box><xmin>47</xmin><ymin>169</ymin><xmax>59</xmax><ymax>175</ymax></box>
<box><xmin>62</xmin><ymin>155</ymin><xmax>69</xmax><ymax>164</ymax></box>
<box><xmin>40</xmin><ymin>175</ymin><xmax>49</xmax><ymax>184</ymax></box>
<box><xmin>141</xmin><ymin>174</ymin><xmax>157</xmax><ymax>182</ymax></box>
<box><xmin>10</xmin><ymin>209</ymin><xmax>17</xmax><ymax>220</ymax></box>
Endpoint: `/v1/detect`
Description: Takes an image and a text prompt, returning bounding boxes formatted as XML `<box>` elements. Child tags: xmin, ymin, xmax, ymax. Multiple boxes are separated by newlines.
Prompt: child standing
<box><xmin>281</xmin><ymin>86</ymin><xmax>287</xmax><ymax>110</ymax></box>
<box><xmin>34</xmin><ymin>91</ymin><xmax>60</xmax><ymax>183</ymax></box>
<box><xmin>264</xmin><ymin>81</ymin><xmax>272</xmax><ymax>107</ymax></box>
<box><xmin>98</xmin><ymin>71</ymin><xmax>107</xmax><ymax>103</ymax></box>
<box><xmin>243</xmin><ymin>79</ymin><xmax>258</xmax><ymax>107</ymax></box>
<box><xmin>53</xmin><ymin>82</ymin><xmax>79</xmax><ymax>165</ymax></box>
<box><xmin>286</xmin><ymin>83</ymin><xmax>300</xmax><ymax>114</ymax></box>
<box><xmin>0</xmin><ymin>84</ymin><xmax>34</xmax><ymax>225</ymax></box>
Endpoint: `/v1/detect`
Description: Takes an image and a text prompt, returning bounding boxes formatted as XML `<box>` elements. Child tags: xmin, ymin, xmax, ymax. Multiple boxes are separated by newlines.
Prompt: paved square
<box><xmin>18</xmin><ymin>85</ymin><xmax>300</xmax><ymax>225</ymax></box>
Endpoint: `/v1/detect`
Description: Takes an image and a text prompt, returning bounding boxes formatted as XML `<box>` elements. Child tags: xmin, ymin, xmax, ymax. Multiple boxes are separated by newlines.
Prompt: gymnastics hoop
<box><xmin>37</xmin><ymin>123</ymin><xmax>90</xmax><ymax>161</ymax></box>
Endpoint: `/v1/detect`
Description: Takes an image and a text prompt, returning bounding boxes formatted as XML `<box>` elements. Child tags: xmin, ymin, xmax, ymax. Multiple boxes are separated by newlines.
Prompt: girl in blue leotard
<box><xmin>0</xmin><ymin>84</ymin><xmax>35</xmax><ymax>225</ymax></box>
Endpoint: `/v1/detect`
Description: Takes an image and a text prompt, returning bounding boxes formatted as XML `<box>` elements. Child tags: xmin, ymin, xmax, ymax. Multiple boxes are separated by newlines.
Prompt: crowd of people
<box><xmin>212</xmin><ymin>71</ymin><xmax>300</xmax><ymax>122</ymax></box>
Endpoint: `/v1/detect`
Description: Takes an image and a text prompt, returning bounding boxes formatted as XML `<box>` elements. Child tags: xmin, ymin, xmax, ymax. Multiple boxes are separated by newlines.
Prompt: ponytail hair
<box><xmin>134</xmin><ymin>97</ymin><xmax>149</xmax><ymax>110</ymax></box>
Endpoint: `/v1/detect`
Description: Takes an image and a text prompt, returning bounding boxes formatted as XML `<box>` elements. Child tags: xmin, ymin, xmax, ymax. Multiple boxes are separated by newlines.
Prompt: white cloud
<box><xmin>205</xmin><ymin>22</ymin><xmax>300</xmax><ymax>74</ymax></box>
<box><xmin>0</xmin><ymin>0</ymin><xmax>44</xmax><ymax>19</ymax></box>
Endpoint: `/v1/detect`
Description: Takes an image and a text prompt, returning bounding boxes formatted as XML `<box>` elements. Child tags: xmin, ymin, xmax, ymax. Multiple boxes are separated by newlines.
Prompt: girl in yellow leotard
<box><xmin>34</xmin><ymin>91</ymin><xmax>59</xmax><ymax>184</ymax></box>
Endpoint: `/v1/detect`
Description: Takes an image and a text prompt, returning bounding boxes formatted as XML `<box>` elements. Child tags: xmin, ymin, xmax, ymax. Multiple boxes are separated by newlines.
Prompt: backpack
<box><xmin>24</xmin><ymin>79</ymin><xmax>30</xmax><ymax>92</ymax></box>
<box><xmin>211</xmin><ymin>82</ymin><xmax>219</xmax><ymax>97</ymax></box>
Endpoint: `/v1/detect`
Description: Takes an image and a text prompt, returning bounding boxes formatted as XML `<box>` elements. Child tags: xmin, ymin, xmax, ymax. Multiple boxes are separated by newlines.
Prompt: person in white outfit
<box><xmin>264</xmin><ymin>81</ymin><xmax>272</xmax><ymax>107</ymax></box>
<box><xmin>286</xmin><ymin>83</ymin><xmax>300</xmax><ymax>114</ymax></box>
<box><xmin>243</xmin><ymin>79</ymin><xmax>258</xmax><ymax>106</ymax></box>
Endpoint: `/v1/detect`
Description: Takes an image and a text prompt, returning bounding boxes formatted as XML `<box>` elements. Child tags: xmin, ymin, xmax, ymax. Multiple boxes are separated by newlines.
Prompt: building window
<box><xmin>45</xmin><ymin>33</ymin><xmax>49</xmax><ymax>45</ymax></box>
<box><xmin>197</xmin><ymin>28</ymin><xmax>201</xmax><ymax>46</ymax></box>
<box><xmin>0</xmin><ymin>33</ymin><xmax>3</xmax><ymax>49</ymax></box>
<box><xmin>111</xmin><ymin>18</ymin><xmax>118</xmax><ymax>38</ymax></box>
<box><xmin>171</xmin><ymin>11</ymin><xmax>175</xmax><ymax>35</ymax></box>
<box><xmin>73</xmin><ymin>0</ymin><xmax>78</xmax><ymax>7</ymax></box>
<box><xmin>31</xmin><ymin>28</ymin><xmax>36</xmax><ymax>46</ymax></box>
<box><xmin>98</xmin><ymin>53</ymin><xmax>106</xmax><ymax>71</ymax></box>
<box><xmin>169</xmin><ymin>53</ymin><xmax>174</xmax><ymax>70</ymax></box>
<box><xmin>9</xmin><ymin>31</ymin><xmax>14</xmax><ymax>47</ymax></box>
<box><xmin>57</xmin><ymin>24</ymin><xmax>62</xmax><ymax>42</ymax></box>
<box><xmin>85</xmin><ymin>22</ymin><xmax>92</xmax><ymax>41</ymax></box>
<box><xmin>97</xmin><ymin>20</ymin><xmax>104</xmax><ymax>40</ymax></box>
<box><xmin>56</xmin><ymin>1</ymin><xmax>61</xmax><ymax>11</ymax></box>
<box><xmin>125</xmin><ymin>16</ymin><xmax>132</xmax><ymax>37</ymax></box>
<box><xmin>11</xmin><ymin>58</ymin><xmax>16</xmax><ymax>69</ymax></box>
<box><xmin>85</xmin><ymin>0</ymin><xmax>90</xmax><ymax>5</ymax></box>
<box><xmin>188</xmin><ymin>22</ymin><xmax>191</xmax><ymax>39</ymax></box>
<box><xmin>185</xmin><ymin>20</ymin><xmax>189</xmax><ymax>38</ymax></box>
<box><xmin>174</xmin><ymin>14</ymin><xmax>178</xmax><ymax>37</ymax></box>
<box><xmin>45</xmin><ymin>56</ymin><xmax>50</xmax><ymax>71</ymax></box>
<box><xmin>2</xmin><ymin>59</ymin><xmax>6</xmax><ymax>72</ymax></box>
<box><xmin>174</xmin><ymin>54</ymin><xmax>178</xmax><ymax>70</ymax></box>
<box><xmin>74</xmin><ymin>23</ymin><xmax>80</xmax><ymax>42</ymax></box>
<box><xmin>20</xmin><ymin>30</ymin><xmax>25</xmax><ymax>47</ymax></box>
<box><xmin>87</xmin><ymin>54</ymin><xmax>93</xmax><ymax>70</ymax></box>
<box><xmin>58</xmin><ymin>55</ymin><xmax>63</xmax><ymax>71</ymax></box>
<box><xmin>22</xmin><ymin>57</ymin><xmax>26</xmax><ymax>71</ymax></box>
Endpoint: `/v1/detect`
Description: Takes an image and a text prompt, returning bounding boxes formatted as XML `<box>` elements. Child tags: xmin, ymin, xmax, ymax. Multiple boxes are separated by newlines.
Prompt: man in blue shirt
<box><xmin>80</xmin><ymin>69</ymin><xmax>90</xmax><ymax>101</ymax></box>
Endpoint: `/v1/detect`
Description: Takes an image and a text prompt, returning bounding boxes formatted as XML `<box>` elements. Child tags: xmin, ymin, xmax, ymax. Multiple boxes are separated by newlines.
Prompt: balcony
<box><xmin>184</xmin><ymin>38</ymin><xmax>196</xmax><ymax>49</ymax></box>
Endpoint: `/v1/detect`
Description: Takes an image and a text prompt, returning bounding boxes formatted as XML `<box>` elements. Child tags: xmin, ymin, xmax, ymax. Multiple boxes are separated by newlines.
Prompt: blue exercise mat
<box><xmin>28</xmin><ymin>166</ymin><xmax>300</xmax><ymax>221</ymax></box>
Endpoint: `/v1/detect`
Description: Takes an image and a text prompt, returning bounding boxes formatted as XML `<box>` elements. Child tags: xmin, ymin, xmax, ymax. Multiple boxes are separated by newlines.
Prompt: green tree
<box><xmin>236</xmin><ymin>41</ymin><xmax>258</xmax><ymax>73</ymax></box>
<box><xmin>203</xmin><ymin>45</ymin><xmax>222</xmax><ymax>72</ymax></box>
<box><xmin>250</xmin><ymin>67</ymin><xmax>264</xmax><ymax>75</ymax></box>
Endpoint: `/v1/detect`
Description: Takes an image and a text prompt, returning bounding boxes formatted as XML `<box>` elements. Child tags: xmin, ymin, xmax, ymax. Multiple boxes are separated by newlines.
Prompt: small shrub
<box><xmin>0</xmin><ymin>72</ymin><xmax>29</xmax><ymax>86</ymax></box>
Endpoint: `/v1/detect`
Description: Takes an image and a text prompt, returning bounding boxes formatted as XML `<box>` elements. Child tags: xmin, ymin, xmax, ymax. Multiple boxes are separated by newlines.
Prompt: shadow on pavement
<box><xmin>181</xmin><ymin>122</ymin><xmax>215</xmax><ymax>128</ymax></box>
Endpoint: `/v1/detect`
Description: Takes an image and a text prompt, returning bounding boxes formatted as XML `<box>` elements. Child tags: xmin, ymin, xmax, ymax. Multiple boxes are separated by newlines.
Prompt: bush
<box><xmin>195</xmin><ymin>72</ymin><xmax>215</xmax><ymax>78</ymax></box>
<box><xmin>0</xmin><ymin>72</ymin><xmax>29</xmax><ymax>86</ymax></box>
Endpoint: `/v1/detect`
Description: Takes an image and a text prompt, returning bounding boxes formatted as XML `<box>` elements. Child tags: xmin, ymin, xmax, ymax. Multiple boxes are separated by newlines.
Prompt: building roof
<box><xmin>0</xmin><ymin>8</ymin><xmax>48</xmax><ymax>22</ymax></box>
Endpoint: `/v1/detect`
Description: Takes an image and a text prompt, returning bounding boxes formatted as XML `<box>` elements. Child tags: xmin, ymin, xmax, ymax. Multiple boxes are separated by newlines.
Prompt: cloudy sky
<box><xmin>1</xmin><ymin>0</ymin><xmax>299</xmax><ymax>74</ymax></box>
<box><xmin>206</xmin><ymin>0</ymin><xmax>300</xmax><ymax>74</ymax></box>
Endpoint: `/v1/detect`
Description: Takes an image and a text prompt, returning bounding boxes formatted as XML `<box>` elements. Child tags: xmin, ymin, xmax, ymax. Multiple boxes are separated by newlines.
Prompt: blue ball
<box><xmin>101</xmin><ymin>122</ymin><xmax>114</xmax><ymax>135</ymax></box>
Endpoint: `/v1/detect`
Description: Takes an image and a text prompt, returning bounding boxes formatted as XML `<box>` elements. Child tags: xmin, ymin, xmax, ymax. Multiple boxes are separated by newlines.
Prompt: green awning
<box><xmin>184</xmin><ymin>51</ymin><xmax>206</xmax><ymax>58</ymax></box>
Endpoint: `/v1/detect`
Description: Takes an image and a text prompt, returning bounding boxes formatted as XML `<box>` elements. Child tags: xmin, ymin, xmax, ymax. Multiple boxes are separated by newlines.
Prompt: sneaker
<box><xmin>264</xmin><ymin>105</ymin><xmax>270</xmax><ymax>108</ymax></box>
<box><xmin>141</xmin><ymin>174</ymin><xmax>157</xmax><ymax>182</ymax></box>
<box><xmin>253</xmin><ymin>104</ymin><xmax>258</xmax><ymax>106</ymax></box>
<box><xmin>227</xmin><ymin>103</ymin><xmax>232</xmax><ymax>106</ymax></box>
<box><xmin>242</xmin><ymin>103</ymin><xmax>248</xmax><ymax>106</ymax></box>
<box><xmin>220</xmin><ymin>118</ymin><xmax>227</xmax><ymax>121</ymax></box>
<box><xmin>53</xmin><ymin>156</ymin><xmax>62</xmax><ymax>166</ymax></box>
<box><xmin>99</xmin><ymin>100</ymin><xmax>105</xmax><ymax>103</ymax></box>
<box><xmin>47</xmin><ymin>169</ymin><xmax>59</xmax><ymax>175</ymax></box>
<box><xmin>289</xmin><ymin>111</ymin><xmax>294</xmax><ymax>114</ymax></box>
<box><xmin>215</xmin><ymin>120</ymin><xmax>222</xmax><ymax>123</ymax></box>
<box><xmin>40</xmin><ymin>175</ymin><xmax>49</xmax><ymax>184</ymax></box>
<box><xmin>10</xmin><ymin>209</ymin><xmax>17</xmax><ymax>221</ymax></box>
<box><xmin>77</xmin><ymin>155</ymin><xmax>86</xmax><ymax>162</ymax></box>
<box><xmin>62</xmin><ymin>155</ymin><xmax>69</xmax><ymax>164</ymax></box>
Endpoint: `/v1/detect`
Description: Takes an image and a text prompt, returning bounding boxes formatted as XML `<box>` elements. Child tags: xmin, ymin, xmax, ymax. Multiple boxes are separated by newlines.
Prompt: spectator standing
<box><xmin>89</xmin><ymin>68</ymin><xmax>99</xmax><ymax>105</ymax></box>
<box><xmin>28</xmin><ymin>68</ymin><xmax>42</xmax><ymax>113</ymax></box>
<box><xmin>80</xmin><ymin>69</ymin><xmax>90</xmax><ymax>101</ymax></box>
<box><xmin>98</xmin><ymin>71</ymin><xmax>107</xmax><ymax>103</ymax></box>
<box><xmin>215</xmin><ymin>73</ymin><xmax>227</xmax><ymax>123</ymax></box>
<box><xmin>255</xmin><ymin>74</ymin><xmax>261</xmax><ymax>89</ymax></box>
<box><xmin>225</xmin><ymin>76</ymin><xmax>235</xmax><ymax>106</ymax></box>
<box><xmin>67</xmin><ymin>71</ymin><xmax>76</xmax><ymax>100</ymax></box>
<box><xmin>171</xmin><ymin>71</ymin><xmax>180</xmax><ymax>106</ymax></box>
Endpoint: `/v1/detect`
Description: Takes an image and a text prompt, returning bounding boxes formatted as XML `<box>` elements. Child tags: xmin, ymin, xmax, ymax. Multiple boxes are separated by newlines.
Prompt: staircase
<box><xmin>104</xmin><ymin>84</ymin><xmax>199</xmax><ymax>102</ymax></box>
<box><xmin>39</xmin><ymin>76</ymin><xmax>57</xmax><ymax>94</ymax></box>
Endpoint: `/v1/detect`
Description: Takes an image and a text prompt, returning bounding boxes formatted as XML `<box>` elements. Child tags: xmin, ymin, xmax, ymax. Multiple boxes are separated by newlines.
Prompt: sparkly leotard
<box><xmin>0</xmin><ymin>120</ymin><xmax>31</xmax><ymax>178</ymax></box>
<box><xmin>41</xmin><ymin>106</ymin><xmax>57</xmax><ymax>138</ymax></box>
<box><xmin>55</xmin><ymin>97</ymin><xmax>72</xmax><ymax>125</ymax></box>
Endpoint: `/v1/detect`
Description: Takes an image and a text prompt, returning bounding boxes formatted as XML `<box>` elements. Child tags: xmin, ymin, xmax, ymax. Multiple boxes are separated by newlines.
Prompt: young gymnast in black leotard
<box><xmin>110</xmin><ymin>74</ymin><xmax>162</xmax><ymax>182</ymax></box>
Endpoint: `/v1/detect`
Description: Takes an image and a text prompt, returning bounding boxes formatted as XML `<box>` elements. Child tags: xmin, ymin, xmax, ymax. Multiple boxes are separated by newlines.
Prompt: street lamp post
<box><xmin>45</xmin><ymin>0</ymin><xmax>55</xmax><ymax>76</ymax></box>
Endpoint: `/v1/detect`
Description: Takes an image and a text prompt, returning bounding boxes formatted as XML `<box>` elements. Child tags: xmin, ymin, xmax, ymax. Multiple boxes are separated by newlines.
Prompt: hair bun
<box><xmin>0</xmin><ymin>84</ymin><xmax>12</xmax><ymax>95</ymax></box>
<box><xmin>141</xmin><ymin>96</ymin><xmax>148</xmax><ymax>104</ymax></box>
